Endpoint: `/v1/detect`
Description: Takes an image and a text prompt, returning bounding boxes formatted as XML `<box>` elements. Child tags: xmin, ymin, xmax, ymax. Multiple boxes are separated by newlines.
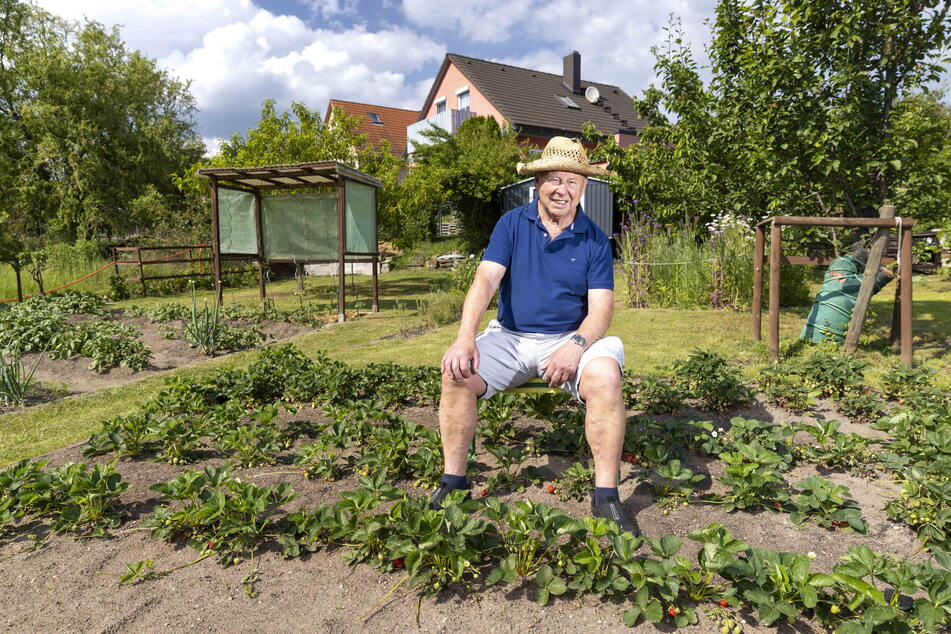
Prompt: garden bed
<box><xmin>1</xmin><ymin>345</ymin><xmax>946</xmax><ymax>632</ymax></box>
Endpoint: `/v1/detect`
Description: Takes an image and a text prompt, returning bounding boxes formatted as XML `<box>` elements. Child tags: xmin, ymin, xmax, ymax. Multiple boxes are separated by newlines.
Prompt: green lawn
<box><xmin>1</xmin><ymin>268</ymin><xmax>948</xmax><ymax>466</ymax></box>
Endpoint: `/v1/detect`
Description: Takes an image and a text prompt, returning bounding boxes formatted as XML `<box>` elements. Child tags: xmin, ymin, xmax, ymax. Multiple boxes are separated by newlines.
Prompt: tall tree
<box><xmin>591</xmin><ymin>1</ymin><xmax>950</xmax><ymax>246</ymax></box>
<box><xmin>403</xmin><ymin>116</ymin><xmax>524</xmax><ymax>251</ymax></box>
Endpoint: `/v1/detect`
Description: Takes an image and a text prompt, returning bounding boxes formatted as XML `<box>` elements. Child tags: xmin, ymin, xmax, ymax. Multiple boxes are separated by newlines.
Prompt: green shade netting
<box><xmin>345</xmin><ymin>181</ymin><xmax>376</xmax><ymax>253</ymax></box>
<box><xmin>262</xmin><ymin>193</ymin><xmax>338</xmax><ymax>260</ymax></box>
<box><xmin>218</xmin><ymin>188</ymin><xmax>257</xmax><ymax>254</ymax></box>
<box><xmin>800</xmin><ymin>254</ymin><xmax>893</xmax><ymax>343</ymax></box>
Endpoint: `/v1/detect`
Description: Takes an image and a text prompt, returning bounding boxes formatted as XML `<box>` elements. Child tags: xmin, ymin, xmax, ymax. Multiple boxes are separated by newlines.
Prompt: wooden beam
<box><xmin>899</xmin><ymin>224</ymin><xmax>914</xmax><ymax>366</ymax></box>
<box><xmin>253</xmin><ymin>189</ymin><xmax>267</xmax><ymax>300</ymax></box>
<box><xmin>136</xmin><ymin>247</ymin><xmax>147</xmax><ymax>297</ymax></box>
<box><xmin>752</xmin><ymin>225</ymin><xmax>765</xmax><ymax>341</ymax></box>
<box><xmin>844</xmin><ymin>205</ymin><xmax>895</xmax><ymax>353</ymax></box>
<box><xmin>766</xmin><ymin>216</ymin><xmax>916</xmax><ymax>228</ymax></box>
<box><xmin>337</xmin><ymin>176</ymin><xmax>347</xmax><ymax>322</ymax></box>
<box><xmin>209</xmin><ymin>175</ymin><xmax>223</xmax><ymax>304</ymax></box>
<box><xmin>768</xmin><ymin>222</ymin><xmax>781</xmax><ymax>362</ymax></box>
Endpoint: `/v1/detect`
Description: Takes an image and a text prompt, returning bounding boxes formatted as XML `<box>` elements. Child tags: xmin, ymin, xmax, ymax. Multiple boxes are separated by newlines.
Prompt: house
<box><xmin>324</xmin><ymin>99</ymin><xmax>418</xmax><ymax>157</ymax></box>
<box><xmin>407</xmin><ymin>51</ymin><xmax>647</xmax><ymax>154</ymax></box>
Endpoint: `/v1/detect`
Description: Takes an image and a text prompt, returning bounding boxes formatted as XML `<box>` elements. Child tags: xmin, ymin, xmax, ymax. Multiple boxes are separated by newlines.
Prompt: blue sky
<box><xmin>34</xmin><ymin>1</ymin><xmax>946</xmax><ymax>152</ymax></box>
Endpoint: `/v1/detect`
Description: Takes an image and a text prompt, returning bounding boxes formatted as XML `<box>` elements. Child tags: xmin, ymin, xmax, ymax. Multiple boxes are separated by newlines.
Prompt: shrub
<box><xmin>418</xmin><ymin>289</ymin><xmax>466</xmax><ymax>327</ymax></box>
<box><xmin>672</xmin><ymin>350</ymin><xmax>751</xmax><ymax>412</ymax></box>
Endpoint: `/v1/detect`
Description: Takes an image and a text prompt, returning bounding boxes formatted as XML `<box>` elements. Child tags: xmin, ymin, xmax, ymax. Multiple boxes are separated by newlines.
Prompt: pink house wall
<box><xmin>424</xmin><ymin>63</ymin><xmax>505</xmax><ymax>124</ymax></box>
<box><xmin>615</xmin><ymin>132</ymin><xmax>638</xmax><ymax>149</ymax></box>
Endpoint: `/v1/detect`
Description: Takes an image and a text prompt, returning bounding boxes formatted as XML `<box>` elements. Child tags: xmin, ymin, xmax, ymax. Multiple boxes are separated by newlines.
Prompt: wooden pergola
<box><xmin>752</xmin><ymin>212</ymin><xmax>916</xmax><ymax>365</ymax></box>
<box><xmin>197</xmin><ymin>161</ymin><xmax>383</xmax><ymax>322</ymax></box>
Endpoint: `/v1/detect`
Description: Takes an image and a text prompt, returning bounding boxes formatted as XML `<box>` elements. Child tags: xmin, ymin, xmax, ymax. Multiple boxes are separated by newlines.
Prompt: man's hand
<box><xmin>542</xmin><ymin>341</ymin><xmax>585</xmax><ymax>387</ymax></box>
<box><xmin>442</xmin><ymin>337</ymin><xmax>480</xmax><ymax>380</ymax></box>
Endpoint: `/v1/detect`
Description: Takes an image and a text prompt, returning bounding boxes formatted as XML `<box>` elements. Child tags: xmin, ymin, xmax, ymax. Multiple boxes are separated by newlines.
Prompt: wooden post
<box><xmin>14</xmin><ymin>265</ymin><xmax>22</xmax><ymax>302</ymax></box>
<box><xmin>336</xmin><ymin>176</ymin><xmax>347</xmax><ymax>322</ymax></box>
<box><xmin>136</xmin><ymin>247</ymin><xmax>147</xmax><ymax>297</ymax></box>
<box><xmin>112</xmin><ymin>247</ymin><xmax>120</xmax><ymax>279</ymax></box>
<box><xmin>371</xmin><ymin>253</ymin><xmax>379</xmax><ymax>313</ymax></box>
<box><xmin>253</xmin><ymin>188</ymin><xmax>267</xmax><ymax>300</ymax></box>
<box><xmin>899</xmin><ymin>224</ymin><xmax>913</xmax><ymax>366</ymax></box>
<box><xmin>844</xmin><ymin>205</ymin><xmax>895</xmax><ymax>353</ymax></box>
<box><xmin>209</xmin><ymin>176</ymin><xmax>223</xmax><ymax>304</ymax></box>
<box><xmin>752</xmin><ymin>224</ymin><xmax>765</xmax><ymax>341</ymax></box>
<box><xmin>889</xmin><ymin>274</ymin><xmax>901</xmax><ymax>348</ymax></box>
<box><xmin>768</xmin><ymin>222</ymin><xmax>781</xmax><ymax>362</ymax></box>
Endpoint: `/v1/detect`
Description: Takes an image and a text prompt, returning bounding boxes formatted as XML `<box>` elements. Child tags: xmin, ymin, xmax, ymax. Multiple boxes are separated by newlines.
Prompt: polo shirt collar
<box><xmin>523</xmin><ymin>199</ymin><xmax>590</xmax><ymax>235</ymax></box>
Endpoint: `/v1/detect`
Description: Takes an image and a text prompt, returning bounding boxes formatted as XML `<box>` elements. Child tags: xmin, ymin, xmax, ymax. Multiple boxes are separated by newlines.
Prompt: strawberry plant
<box><xmin>484</xmin><ymin>442</ymin><xmax>535</xmax><ymax>492</ymax></box>
<box><xmin>294</xmin><ymin>441</ymin><xmax>344</xmax><ymax>481</ymax></box>
<box><xmin>521</xmin><ymin>391</ymin><xmax>570</xmax><ymax>419</ymax></box>
<box><xmin>757</xmin><ymin>366</ymin><xmax>818</xmax><ymax>413</ymax></box>
<box><xmin>648</xmin><ymin>459</ymin><xmax>704</xmax><ymax>510</ymax></box>
<box><xmin>153</xmin><ymin>415</ymin><xmax>204</xmax><ymax>465</ymax></box>
<box><xmin>214</xmin><ymin>404</ymin><xmax>288</xmax><ymax>468</ymax></box>
<box><xmin>717</xmin><ymin>441</ymin><xmax>789</xmax><ymax>512</ymax></box>
<box><xmin>145</xmin><ymin>466</ymin><xmax>295</xmax><ymax>565</ymax></box>
<box><xmin>795</xmin><ymin>421</ymin><xmax>877</xmax><ymax>472</ymax></box>
<box><xmin>726</xmin><ymin>549</ymin><xmax>834</xmax><ymax>626</ymax></box>
<box><xmin>837</xmin><ymin>388</ymin><xmax>884</xmax><ymax>424</ymax></box>
<box><xmin>538</xmin><ymin>408</ymin><xmax>587</xmax><ymax>456</ymax></box>
<box><xmin>477</xmin><ymin>393</ymin><xmax>518</xmax><ymax>444</ymax></box>
<box><xmin>629</xmin><ymin>372</ymin><xmax>685</xmax><ymax>414</ymax></box>
<box><xmin>554</xmin><ymin>461</ymin><xmax>593</xmax><ymax>502</ymax></box>
<box><xmin>82</xmin><ymin>412</ymin><xmax>159</xmax><ymax>459</ymax></box>
<box><xmin>797</xmin><ymin>343</ymin><xmax>866</xmax><ymax>399</ymax></box>
<box><xmin>790</xmin><ymin>476</ymin><xmax>867</xmax><ymax>533</ymax></box>
<box><xmin>672</xmin><ymin>350</ymin><xmax>751</xmax><ymax>412</ymax></box>
<box><xmin>881</xmin><ymin>364</ymin><xmax>935</xmax><ymax>403</ymax></box>
<box><xmin>884</xmin><ymin>467</ymin><xmax>950</xmax><ymax>552</ymax></box>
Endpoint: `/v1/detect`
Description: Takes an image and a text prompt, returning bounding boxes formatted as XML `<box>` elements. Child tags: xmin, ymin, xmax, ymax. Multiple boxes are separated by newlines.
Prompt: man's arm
<box><xmin>542</xmin><ymin>288</ymin><xmax>614</xmax><ymax>386</ymax></box>
<box><xmin>441</xmin><ymin>260</ymin><xmax>507</xmax><ymax>380</ymax></box>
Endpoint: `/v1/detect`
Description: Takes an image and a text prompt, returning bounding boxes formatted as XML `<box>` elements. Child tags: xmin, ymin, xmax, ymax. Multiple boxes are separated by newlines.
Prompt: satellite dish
<box><xmin>584</xmin><ymin>86</ymin><xmax>600</xmax><ymax>104</ymax></box>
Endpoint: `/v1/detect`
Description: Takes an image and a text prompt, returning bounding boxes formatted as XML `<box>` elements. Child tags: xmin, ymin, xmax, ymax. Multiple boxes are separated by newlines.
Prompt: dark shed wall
<box><xmin>500</xmin><ymin>178</ymin><xmax>614</xmax><ymax>238</ymax></box>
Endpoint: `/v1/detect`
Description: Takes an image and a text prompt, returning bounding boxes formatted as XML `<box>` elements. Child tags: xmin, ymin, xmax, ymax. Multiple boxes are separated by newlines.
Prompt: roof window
<box><xmin>557</xmin><ymin>95</ymin><xmax>581</xmax><ymax>109</ymax></box>
<box><xmin>368</xmin><ymin>112</ymin><xmax>383</xmax><ymax>125</ymax></box>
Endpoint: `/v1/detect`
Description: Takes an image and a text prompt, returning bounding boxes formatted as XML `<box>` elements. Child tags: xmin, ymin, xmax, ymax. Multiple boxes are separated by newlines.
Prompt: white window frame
<box><xmin>434</xmin><ymin>96</ymin><xmax>447</xmax><ymax>114</ymax></box>
<box><xmin>456</xmin><ymin>89</ymin><xmax>470</xmax><ymax>112</ymax></box>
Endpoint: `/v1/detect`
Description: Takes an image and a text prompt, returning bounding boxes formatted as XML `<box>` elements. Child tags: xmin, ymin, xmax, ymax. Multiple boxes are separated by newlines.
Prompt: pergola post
<box><xmin>209</xmin><ymin>176</ymin><xmax>223</xmax><ymax>304</ymax></box>
<box><xmin>371</xmin><ymin>254</ymin><xmax>379</xmax><ymax>313</ymax></box>
<box><xmin>752</xmin><ymin>224</ymin><xmax>765</xmax><ymax>341</ymax></box>
<box><xmin>768</xmin><ymin>221</ymin><xmax>781</xmax><ymax>362</ymax></box>
<box><xmin>336</xmin><ymin>176</ymin><xmax>347</xmax><ymax>322</ymax></box>
<box><xmin>899</xmin><ymin>223</ymin><xmax>914</xmax><ymax>365</ymax></box>
<box><xmin>253</xmin><ymin>188</ymin><xmax>267</xmax><ymax>300</ymax></box>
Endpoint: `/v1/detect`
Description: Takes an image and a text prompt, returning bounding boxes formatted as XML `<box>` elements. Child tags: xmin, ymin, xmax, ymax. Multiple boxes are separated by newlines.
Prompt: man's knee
<box><xmin>579</xmin><ymin>357</ymin><xmax>622</xmax><ymax>403</ymax></box>
<box><xmin>441</xmin><ymin>372</ymin><xmax>487</xmax><ymax>400</ymax></box>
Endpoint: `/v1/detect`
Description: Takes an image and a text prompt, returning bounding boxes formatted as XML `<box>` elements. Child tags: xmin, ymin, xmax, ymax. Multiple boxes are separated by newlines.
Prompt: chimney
<box><xmin>563</xmin><ymin>51</ymin><xmax>581</xmax><ymax>94</ymax></box>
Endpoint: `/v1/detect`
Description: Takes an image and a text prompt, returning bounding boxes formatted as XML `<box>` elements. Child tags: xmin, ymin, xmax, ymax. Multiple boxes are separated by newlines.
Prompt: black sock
<box><xmin>441</xmin><ymin>473</ymin><xmax>469</xmax><ymax>491</ymax></box>
<box><xmin>594</xmin><ymin>487</ymin><xmax>619</xmax><ymax>505</ymax></box>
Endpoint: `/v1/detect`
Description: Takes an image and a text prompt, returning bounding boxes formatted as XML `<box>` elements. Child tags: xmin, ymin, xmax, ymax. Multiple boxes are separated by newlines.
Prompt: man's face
<box><xmin>536</xmin><ymin>171</ymin><xmax>587</xmax><ymax>220</ymax></box>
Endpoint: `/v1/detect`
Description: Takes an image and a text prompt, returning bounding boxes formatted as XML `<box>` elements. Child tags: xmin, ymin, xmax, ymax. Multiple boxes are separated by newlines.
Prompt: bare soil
<box><xmin>0</xmin><ymin>397</ymin><xmax>921</xmax><ymax>633</ymax></box>
<box><xmin>3</xmin><ymin>313</ymin><xmax>313</xmax><ymax>412</ymax></box>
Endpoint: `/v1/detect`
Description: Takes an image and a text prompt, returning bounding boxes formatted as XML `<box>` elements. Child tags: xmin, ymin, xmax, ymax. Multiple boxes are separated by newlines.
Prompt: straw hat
<box><xmin>516</xmin><ymin>136</ymin><xmax>612</xmax><ymax>179</ymax></box>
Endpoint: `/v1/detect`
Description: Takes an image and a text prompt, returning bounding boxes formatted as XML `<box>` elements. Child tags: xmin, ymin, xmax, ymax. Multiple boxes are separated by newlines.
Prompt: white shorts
<box><xmin>474</xmin><ymin>320</ymin><xmax>625</xmax><ymax>401</ymax></box>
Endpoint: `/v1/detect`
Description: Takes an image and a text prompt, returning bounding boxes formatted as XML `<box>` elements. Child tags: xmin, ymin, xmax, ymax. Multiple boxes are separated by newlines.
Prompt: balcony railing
<box><xmin>406</xmin><ymin>109</ymin><xmax>477</xmax><ymax>153</ymax></box>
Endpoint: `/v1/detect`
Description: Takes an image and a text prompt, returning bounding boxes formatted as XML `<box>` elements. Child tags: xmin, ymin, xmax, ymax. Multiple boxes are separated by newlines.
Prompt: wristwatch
<box><xmin>570</xmin><ymin>333</ymin><xmax>588</xmax><ymax>351</ymax></box>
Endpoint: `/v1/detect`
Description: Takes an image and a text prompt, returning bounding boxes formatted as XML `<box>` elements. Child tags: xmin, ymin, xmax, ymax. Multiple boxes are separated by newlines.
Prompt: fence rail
<box><xmin>112</xmin><ymin>245</ymin><xmax>253</xmax><ymax>296</ymax></box>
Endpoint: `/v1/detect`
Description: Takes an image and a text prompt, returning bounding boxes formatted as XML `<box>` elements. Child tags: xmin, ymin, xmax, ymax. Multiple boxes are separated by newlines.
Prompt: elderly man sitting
<box><xmin>430</xmin><ymin>137</ymin><xmax>635</xmax><ymax>534</ymax></box>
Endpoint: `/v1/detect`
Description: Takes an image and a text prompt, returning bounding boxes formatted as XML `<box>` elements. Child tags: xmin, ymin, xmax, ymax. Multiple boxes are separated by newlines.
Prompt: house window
<box><xmin>457</xmin><ymin>89</ymin><xmax>470</xmax><ymax>112</ymax></box>
<box><xmin>435</xmin><ymin>97</ymin><xmax>447</xmax><ymax>114</ymax></box>
<box><xmin>557</xmin><ymin>95</ymin><xmax>581</xmax><ymax>109</ymax></box>
<box><xmin>368</xmin><ymin>112</ymin><xmax>383</xmax><ymax>125</ymax></box>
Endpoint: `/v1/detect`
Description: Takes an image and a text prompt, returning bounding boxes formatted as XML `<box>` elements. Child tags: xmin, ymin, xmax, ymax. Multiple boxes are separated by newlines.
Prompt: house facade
<box><xmin>407</xmin><ymin>51</ymin><xmax>647</xmax><ymax>154</ymax></box>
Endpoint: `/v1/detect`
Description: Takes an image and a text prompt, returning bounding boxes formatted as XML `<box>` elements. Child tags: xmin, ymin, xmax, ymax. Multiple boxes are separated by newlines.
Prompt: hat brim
<box><xmin>516</xmin><ymin>157</ymin><xmax>612</xmax><ymax>179</ymax></box>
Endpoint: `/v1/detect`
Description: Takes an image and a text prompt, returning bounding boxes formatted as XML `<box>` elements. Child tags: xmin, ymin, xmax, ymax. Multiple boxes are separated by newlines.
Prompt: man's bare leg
<box><xmin>439</xmin><ymin>373</ymin><xmax>486</xmax><ymax>477</ymax></box>
<box><xmin>578</xmin><ymin>357</ymin><xmax>625</xmax><ymax>487</ymax></box>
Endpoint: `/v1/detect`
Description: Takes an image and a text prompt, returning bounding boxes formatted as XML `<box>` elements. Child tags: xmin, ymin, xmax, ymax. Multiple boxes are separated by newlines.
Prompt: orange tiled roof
<box><xmin>326</xmin><ymin>99</ymin><xmax>418</xmax><ymax>156</ymax></box>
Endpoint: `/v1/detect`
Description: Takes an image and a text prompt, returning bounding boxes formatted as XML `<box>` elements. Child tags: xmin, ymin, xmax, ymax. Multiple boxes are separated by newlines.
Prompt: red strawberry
<box><xmin>547</xmin><ymin>485</ymin><xmax>556</xmax><ymax>494</ymax></box>
<box><xmin>481</xmin><ymin>489</ymin><xmax>489</xmax><ymax>497</ymax></box>
<box><xmin>668</xmin><ymin>607</ymin><xmax>678</xmax><ymax>617</ymax></box>
<box><xmin>207</xmin><ymin>541</ymin><xmax>216</xmax><ymax>549</ymax></box>
<box><xmin>392</xmin><ymin>557</ymin><xmax>405</xmax><ymax>568</ymax></box>
<box><xmin>718</xmin><ymin>599</ymin><xmax>729</xmax><ymax>607</ymax></box>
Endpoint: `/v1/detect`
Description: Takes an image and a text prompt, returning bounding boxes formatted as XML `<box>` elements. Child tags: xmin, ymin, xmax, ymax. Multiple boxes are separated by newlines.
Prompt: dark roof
<box><xmin>326</xmin><ymin>99</ymin><xmax>418</xmax><ymax>156</ymax></box>
<box><xmin>422</xmin><ymin>54</ymin><xmax>647</xmax><ymax>137</ymax></box>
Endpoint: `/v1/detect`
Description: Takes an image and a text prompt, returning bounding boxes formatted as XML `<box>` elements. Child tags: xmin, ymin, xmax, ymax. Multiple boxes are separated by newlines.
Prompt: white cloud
<box><xmin>35</xmin><ymin>1</ymin><xmax>445</xmax><ymax>140</ymax></box>
<box><xmin>403</xmin><ymin>0</ymin><xmax>717</xmax><ymax>96</ymax></box>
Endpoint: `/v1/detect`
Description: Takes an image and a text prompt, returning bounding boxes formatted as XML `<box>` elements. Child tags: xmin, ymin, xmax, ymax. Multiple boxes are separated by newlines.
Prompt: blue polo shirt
<box><xmin>482</xmin><ymin>200</ymin><xmax>613</xmax><ymax>333</ymax></box>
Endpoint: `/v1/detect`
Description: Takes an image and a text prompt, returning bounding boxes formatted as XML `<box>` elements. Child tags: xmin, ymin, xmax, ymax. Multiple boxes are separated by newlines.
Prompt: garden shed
<box><xmin>500</xmin><ymin>177</ymin><xmax>616</xmax><ymax>239</ymax></box>
<box><xmin>198</xmin><ymin>161</ymin><xmax>383</xmax><ymax>322</ymax></box>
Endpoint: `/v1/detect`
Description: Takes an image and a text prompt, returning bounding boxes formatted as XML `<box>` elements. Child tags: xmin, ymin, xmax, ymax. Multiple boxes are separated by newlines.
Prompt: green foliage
<box><xmin>0</xmin><ymin>348</ymin><xmax>39</xmax><ymax>406</ymax></box>
<box><xmin>403</xmin><ymin>116</ymin><xmax>524</xmax><ymax>250</ymax></box>
<box><xmin>790</xmin><ymin>476</ymin><xmax>868</xmax><ymax>533</ymax></box>
<box><xmin>589</xmin><ymin>3</ymin><xmax>951</xmax><ymax>251</ymax></box>
<box><xmin>555</xmin><ymin>462</ymin><xmax>594</xmax><ymax>502</ymax></box>
<box><xmin>179</xmin><ymin>287</ymin><xmax>266</xmax><ymax>355</ymax></box>
<box><xmin>796</xmin><ymin>343</ymin><xmax>868</xmax><ymax>398</ymax></box>
<box><xmin>881</xmin><ymin>363</ymin><xmax>936</xmax><ymax>402</ymax></box>
<box><xmin>672</xmin><ymin>350</ymin><xmax>752</xmax><ymax>412</ymax></box>
<box><xmin>885</xmin><ymin>466</ymin><xmax>950</xmax><ymax>552</ymax></box>
<box><xmin>0</xmin><ymin>2</ymin><xmax>200</xmax><ymax>246</ymax></box>
<box><xmin>627</xmin><ymin>372</ymin><xmax>686</xmax><ymax>414</ymax></box>
<box><xmin>477</xmin><ymin>393</ymin><xmax>518</xmax><ymax>444</ymax></box>
<box><xmin>757</xmin><ymin>365</ymin><xmax>819</xmax><ymax>413</ymax></box>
